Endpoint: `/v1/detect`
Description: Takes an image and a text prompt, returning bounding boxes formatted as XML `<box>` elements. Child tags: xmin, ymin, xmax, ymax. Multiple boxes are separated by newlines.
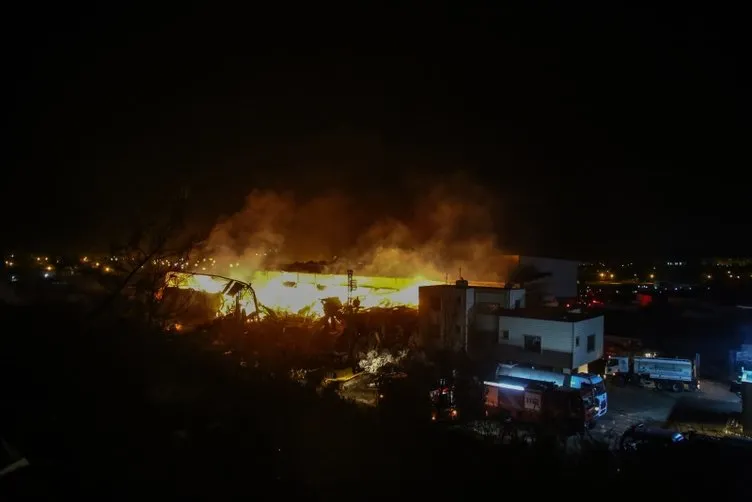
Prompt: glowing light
<box><xmin>483</xmin><ymin>381</ymin><xmax>526</xmax><ymax>391</ymax></box>
<box><xmin>167</xmin><ymin>271</ymin><xmax>442</xmax><ymax>318</ymax></box>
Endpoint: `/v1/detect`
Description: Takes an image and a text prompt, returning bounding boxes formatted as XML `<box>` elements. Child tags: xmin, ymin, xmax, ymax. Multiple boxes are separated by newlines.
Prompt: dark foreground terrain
<box><xmin>1</xmin><ymin>304</ymin><xmax>748</xmax><ymax>498</ymax></box>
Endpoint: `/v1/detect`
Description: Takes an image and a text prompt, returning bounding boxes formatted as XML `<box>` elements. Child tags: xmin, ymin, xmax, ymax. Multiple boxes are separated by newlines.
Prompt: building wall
<box><xmin>518</xmin><ymin>256</ymin><xmax>579</xmax><ymax>299</ymax></box>
<box><xmin>418</xmin><ymin>285</ymin><xmax>525</xmax><ymax>352</ymax></box>
<box><xmin>418</xmin><ymin>285</ymin><xmax>475</xmax><ymax>351</ymax></box>
<box><xmin>571</xmin><ymin>316</ymin><xmax>604</xmax><ymax>368</ymax></box>
<box><xmin>485</xmin><ymin>315</ymin><xmax>604</xmax><ymax>370</ymax></box>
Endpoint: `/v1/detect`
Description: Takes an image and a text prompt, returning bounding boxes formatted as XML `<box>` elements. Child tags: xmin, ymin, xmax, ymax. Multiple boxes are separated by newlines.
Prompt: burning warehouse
<box><xmin>166</xmin><ymin>269</ymin><xmax>442</xmax><ymax>320</ymax></box>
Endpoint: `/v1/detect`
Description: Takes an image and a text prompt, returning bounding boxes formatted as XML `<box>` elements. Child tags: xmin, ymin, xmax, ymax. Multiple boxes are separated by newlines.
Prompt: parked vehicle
<box><xmin>618</xmin><ymin>423</ymin><xmax>752</xmax><ymax>478</ymax></box>
<box><xmin>483</xmin><ymin>376</ymin><xmax>596</xmax><ymax>436</ymax></box>
<box><xmin>429</xmin><ymin>378</ymin><xmax>459</xmax><ymax>422</ymax></box>
<box><xmin>606</xmin><ymin>354</ymin><xmax>700</xmax><ymax>391</ymax></box>
<box><xmin>495</xmin><ymin>363</ymin><xmax>607</xmax><ymax>418</ymax></box>
<box><xmin>729</xmin><ymin>345</ymin><xmax>752</xmax><ymax>394</ymax></box>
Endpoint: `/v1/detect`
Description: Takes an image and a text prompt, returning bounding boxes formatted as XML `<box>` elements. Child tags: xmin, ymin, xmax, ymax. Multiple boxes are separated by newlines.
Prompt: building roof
<box><xmin>499</xmin><ymin>307</ymin><xmax>602</xmax><ymax>323</ymax></box>
<box><xmin>420</xmin><ymin>282</ymin><xmax>520</xmax><ymax>291</ymax></box>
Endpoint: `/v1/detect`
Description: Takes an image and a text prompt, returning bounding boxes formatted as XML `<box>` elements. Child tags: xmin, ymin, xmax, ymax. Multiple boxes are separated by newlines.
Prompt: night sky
<box><xmin>4</xmin><ymin>4</ymin><xmax>747</xmax><ymax>258</ymax></box>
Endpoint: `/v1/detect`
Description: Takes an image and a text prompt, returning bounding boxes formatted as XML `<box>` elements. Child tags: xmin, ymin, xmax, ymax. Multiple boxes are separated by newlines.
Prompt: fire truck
<box><xmin>483</xmin><ymin>375</ymin><xmax>597</xmax><ymax>437</ymax></box>
<box><xmin>495</xmin><ymin>363</ymin><xmax>608</xmax><ymax>419</ymax></box>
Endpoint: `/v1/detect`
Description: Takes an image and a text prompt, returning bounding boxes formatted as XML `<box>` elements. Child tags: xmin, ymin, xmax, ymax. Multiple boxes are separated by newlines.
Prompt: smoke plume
<box><xmin>201</xmin><ymin>174</ymin><xmax>514</xmax><ymax>282</ymax></box>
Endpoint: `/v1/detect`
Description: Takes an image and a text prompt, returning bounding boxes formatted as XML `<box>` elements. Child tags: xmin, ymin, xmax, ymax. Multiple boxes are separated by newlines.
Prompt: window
<box><xmin>575</xmin><ymin>336</ymin><xmax>580</xmax><ymax>347</ymax></box>
<box><xmin>587</xmin><ymin>334</ymin><xmax>596</xmax><ymax>352</ymax></box>
<box><xmin>499</xmin><ymin>329</ymin><xmax>510</xmax><ymax>343</ymax></box>
<box><xmin>524</xmin><ymin>335</ymin><xmax>542</xmax><ymax>354</ymax></box>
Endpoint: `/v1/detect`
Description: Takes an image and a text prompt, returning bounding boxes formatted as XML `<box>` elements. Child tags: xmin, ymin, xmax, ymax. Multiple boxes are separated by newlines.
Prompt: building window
<box><xmin>499</xmin><ymin>330</ymin><xmax>509</xmax><ymax>343</ymax></box>
<box><xmin>587</xmin><ymin>334</ymin><xmax>595</xmax><ymax>352</ymax></box>
<box><xmin>524</xmin><ymin>335</ymin><xmax>542</xmax><ymax>354</ymax></box>
<box><xmin>575</xmin><ymin>336</ymin><xmax>580</xmax><ymax>347</ymax></box>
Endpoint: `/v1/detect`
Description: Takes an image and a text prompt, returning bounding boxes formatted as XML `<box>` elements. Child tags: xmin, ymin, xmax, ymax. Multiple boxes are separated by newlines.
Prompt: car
<box><xmin>619</xmin><ymin>423</ymin><xmax>687</xmax><ymax>452</ymax></box>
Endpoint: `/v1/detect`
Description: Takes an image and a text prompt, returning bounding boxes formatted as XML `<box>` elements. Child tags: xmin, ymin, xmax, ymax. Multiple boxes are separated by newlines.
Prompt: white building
<box><xmin>418</xmin><ymin>281</ymin><xmax>603</xmax><ymax>372</ymax></box>
<box><xmin>491</xmin><ymin>309</ymin><xmax>604</xmax><ymax>373</ymax></box>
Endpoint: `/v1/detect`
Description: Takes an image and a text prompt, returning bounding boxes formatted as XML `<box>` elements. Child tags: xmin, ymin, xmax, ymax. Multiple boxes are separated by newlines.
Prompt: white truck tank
<box><xmin>634</xmin><ymin>357</ymin><xmax>694</xmax><ymax>382</ymax></box>
<box><xmin>495</xmin><ymin>363</ymin><xmax>608</xmax><ymax>418</ymax></box>
<box><xmin>607</xmin><ymin>355</ymin><xmax>699</xmax><ymax>391</ymax></box>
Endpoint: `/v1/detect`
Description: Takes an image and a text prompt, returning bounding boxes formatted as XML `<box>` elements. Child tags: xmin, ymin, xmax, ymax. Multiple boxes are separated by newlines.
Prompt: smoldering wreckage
<box><xmin>163</xmin><ymin>266</ymin><xmax>443</xmax><ymax>375</ymax></box>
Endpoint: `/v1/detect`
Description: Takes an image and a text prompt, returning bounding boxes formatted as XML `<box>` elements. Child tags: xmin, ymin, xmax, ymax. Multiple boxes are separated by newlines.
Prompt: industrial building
<box><xmin>418</xmin><ymin>280</ymin><xmax>604</xmax><ymax>372</ymax></box>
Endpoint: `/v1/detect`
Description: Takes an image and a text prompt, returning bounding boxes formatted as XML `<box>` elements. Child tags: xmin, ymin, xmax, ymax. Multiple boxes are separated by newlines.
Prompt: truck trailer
<box><xmin>495</xmin><ymin>363</ymin><xmax>608</xmax><ymax>419</ymax></box>
<box><xmin>606</xmin><ymin>354</ymin><xmax>700</xmax><ymax>391</ymax></box>
<box><xmin>483</xmin><ymin>376</ymin><xmax>596</xmax><ymax>436</ymax></box>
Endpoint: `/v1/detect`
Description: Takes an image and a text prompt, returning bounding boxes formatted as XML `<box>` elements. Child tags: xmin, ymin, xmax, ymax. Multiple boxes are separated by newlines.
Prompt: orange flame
<box><xmin>167</xmin><ymin>271</ymin><xmax>442</xmax><ymax>317</ymax></box>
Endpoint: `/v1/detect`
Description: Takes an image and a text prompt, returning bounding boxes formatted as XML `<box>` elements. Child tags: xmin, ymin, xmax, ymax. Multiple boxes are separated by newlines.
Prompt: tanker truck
<box><xmin>605</xmin><ymin>354</ymin><xmax>700</xmax><ymax>391</ymax></box>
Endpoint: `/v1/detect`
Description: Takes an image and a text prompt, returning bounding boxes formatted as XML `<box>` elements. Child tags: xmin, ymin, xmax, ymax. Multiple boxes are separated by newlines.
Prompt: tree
<box><xmin>93</xmin><ymin>191</ymin><xmax>202</xmax><ymax>329</ymax></box>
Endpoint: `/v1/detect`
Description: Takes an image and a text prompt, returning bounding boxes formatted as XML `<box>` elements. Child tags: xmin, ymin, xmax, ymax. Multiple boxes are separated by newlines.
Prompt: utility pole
<box><xmin>346</xmin><ymin>269</ymin><xmax>357</xmax><ymax>308</ymax></box>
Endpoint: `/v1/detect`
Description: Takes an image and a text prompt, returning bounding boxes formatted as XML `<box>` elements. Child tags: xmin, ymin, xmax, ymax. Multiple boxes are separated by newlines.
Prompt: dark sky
<box><xmin>4</xmin><ymin>4</ymin><xmax>747</xmax><ymax>258</ymax></box>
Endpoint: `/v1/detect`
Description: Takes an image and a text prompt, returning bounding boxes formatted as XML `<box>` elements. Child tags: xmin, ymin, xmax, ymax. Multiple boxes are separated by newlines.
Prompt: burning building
<box><xmin>167</xmin><ymin>269</ymin><xmax>443</xmax><ymax>319</ymax></box>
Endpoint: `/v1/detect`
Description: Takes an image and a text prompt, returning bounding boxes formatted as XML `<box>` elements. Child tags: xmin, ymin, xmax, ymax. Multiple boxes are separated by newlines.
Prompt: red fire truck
<box><xmin>484</xmin><ymin>375</ymin><xmax>596</xmax><ymax>435</ymax></box>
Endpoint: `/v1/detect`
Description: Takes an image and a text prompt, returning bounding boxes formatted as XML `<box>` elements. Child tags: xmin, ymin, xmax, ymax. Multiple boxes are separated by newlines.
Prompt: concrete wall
<box><xmin>418</xmin><ymin>285</ymin><xmax>475</xmax><ymax>351</ymax></box>
<box><xmin>479</xmin><ymin>315</ymin><xmax>604</xmax><ymax>370</ymax></box>
<box><xmin>519</xmin><ymin>256</ymin><xmax>579</xmax><ymax>299</ymax></box>
<box><xmin>418</xmin><ymin>285</ymin><xmax>525</xmax><ymax>351</ymax></box>
<box><xmin>571</xmin><ymin>316</ymin><xmax>605</xmax><ymax>368</ymax></box>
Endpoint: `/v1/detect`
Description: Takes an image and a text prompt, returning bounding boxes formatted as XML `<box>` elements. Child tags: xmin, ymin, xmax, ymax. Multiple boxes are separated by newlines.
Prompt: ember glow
<box><xmin>168</xmin><ymin>270</ymin><xmax>443</xmax><ymax>317</ymax></box>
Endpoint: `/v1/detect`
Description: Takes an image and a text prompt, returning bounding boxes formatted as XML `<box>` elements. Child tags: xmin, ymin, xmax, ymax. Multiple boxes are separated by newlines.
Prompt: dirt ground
<box><xmin>338</xmin><ymin>372</ymin><xmax>747</xmax><ymax>447</ymax></box>
<box><xmin>590</xmin><ymin>379</ymin><xmax>742</xmax><ymax>445</ymax></box>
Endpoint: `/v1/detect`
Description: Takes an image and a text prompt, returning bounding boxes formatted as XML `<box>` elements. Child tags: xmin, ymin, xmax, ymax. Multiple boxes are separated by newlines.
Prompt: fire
<box><xmin>167</xmin><ymin>270</ymin><xmax>442</xmax><ymax>318</ymax></box>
